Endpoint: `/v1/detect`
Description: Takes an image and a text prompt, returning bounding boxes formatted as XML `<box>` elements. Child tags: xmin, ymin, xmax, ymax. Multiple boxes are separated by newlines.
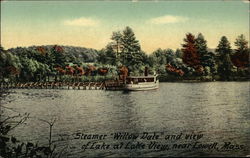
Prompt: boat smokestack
<box><xmin>144</xmin><ymin>67</ymin><xmax>148</xmax><ymax>76</ymax></box>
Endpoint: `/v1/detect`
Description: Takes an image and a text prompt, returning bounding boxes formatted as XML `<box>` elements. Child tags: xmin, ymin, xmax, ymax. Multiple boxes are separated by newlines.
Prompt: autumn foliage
<box><xmin>65</xmin><ymin>66</ymin><xmax>75</xmax><ymax>75</ymax></box>
<box><xmin>55</xmin><ymin>67</ymin><xmax>66</xmax><ymax>75</ymax></box>
<box><xmin>53</xmin><ymin>45</ymin><xmax>64</xmax><ymax>53</ymax></box>
<box><xmin>182</xmin><ymin>33</ymin><xmax>201</xmax><ymax>67</ymax></box>
<box><xmin>6</xmin><ymin>66</ymin><xmax>20</xmax><ymax>75</ymax></box>
<box><xmin>36</xmin><ymin>47</ymin><xmax>46</xmax><ymax>55</ymax></box>
<box><xmin>166</xmin><ymin>64</ymin><xmax>184</xmax><ymax>76</ymax></box>
<box><xmin>231</xmin><ymin>53</ymin><xmax>249</xmax><ymax>68</ymax></box>
<box><xmin>74</xmin><ymin>66</ymin><xmax>85</xmax><ymax>76</ymax></box>
<box><xmin>98</xmin><ymin>68</ymin><xmax>109</xmax><ymax>75</ymax></box>
<box><xmin>119</xmin><ymin>66</ymin><xmax>128</xmax><ymax>80</ymax></box>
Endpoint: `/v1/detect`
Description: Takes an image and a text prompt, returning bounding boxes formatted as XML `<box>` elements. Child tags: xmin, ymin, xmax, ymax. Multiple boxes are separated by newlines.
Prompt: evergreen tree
<box><xmin>195</xmin><ymin>33</ymin><xmax>208</xmax><ymax>65</ymax></box>
<box><xmin>110</xmin><ymin>31</ymin><xmax>123</xmax><ymax>65</ymax></box>
<box><xmin>231</xmin><ymin>34</ymin><xmax>249</xmax><ymax>68</ymax></box>
<box><xmin>104</xmin><ymin>44</ymin><xmax>117</xmax><ymax>65</ymax></box>
<box><xmin>235</xmin><ymin>34</ymin><xmax>248</xmax><ymax>53</ymax></box>
<box><xmin>195</xmin><ymin>33</ymin><xmax>216</xmax><ymax>75</ymax></box>
<box><xmin>195</xmin><ymin>33</ymin><xmax>207</xmax><ymax>56</ymax></box>
<box><xmin>121</xmin><ymin>26</ymin><xmax>141</xmax><ymax>67</ymax></box>
<box><xmin>216</xmin><ymin>36</ymin><xmax>232</xmax><ymax>56</ymax></box>
<box><xmin>216</xmin><ymin>36</ymin><xmax>235</xmax><ymax>79</ymax></box>
<box><xmin>111</xmin><ymin>31</ymin><xmax>123</xmax><ymax>57</ymax></box>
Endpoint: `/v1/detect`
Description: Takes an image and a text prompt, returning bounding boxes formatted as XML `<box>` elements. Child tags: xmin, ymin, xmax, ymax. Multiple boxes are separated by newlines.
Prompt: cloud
<box><xmin>63</xmin><ymin>17</ymin><xmax>99</xmax><ymax>26</ymax></box>
<box><xmin>148</xmin><ymin>15</ymin><xmax>188</xmax><ymax>24</ymax></box>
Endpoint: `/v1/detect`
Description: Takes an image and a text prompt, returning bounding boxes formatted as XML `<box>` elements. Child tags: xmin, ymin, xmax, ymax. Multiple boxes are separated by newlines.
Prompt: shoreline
<box><xmin>0</xmin><ymin>79</ymin><xmax>249</xmax><ymax>90</ymax></box>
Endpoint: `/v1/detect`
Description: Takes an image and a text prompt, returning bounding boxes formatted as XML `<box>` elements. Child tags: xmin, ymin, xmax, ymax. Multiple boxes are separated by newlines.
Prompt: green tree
<box><xmin>216</xmin><ymin>36</ymin><xmax>235</xmax><ymax>80</ymax></box>
<box><xmin>165</xmin><ymin>49</ymin><xmax>175</xmax><ymax>64</ymax></box>
<box><xmin>100</xmin><ymin>44</ymin><xmax>117</xmax><ymax>65</ymax></box>
<box><xmin>51</xmin><ymin>45</ymin><xmax>66</xmax><ymax>67</ymax></box>
<box><xmin>0</xmin><ymin>48</ymin><xmax>7</xmax><ymax>80</ymax></box>
<box><xmin>231</xmin><ymin>34</ymin><xmax>249</xmax><ymax>71</ymax></box>
<box><xmin>121</xmin><ymin>26</ymin><xmax>142</xmax><ymax>68</ymax></box>
<box><xmin>216</xmin><ymin>36</ymin><xmax>232</xmax><ymax>56</ymax></box>
<box><xmin>234</xmin><ymin>34</ymin><xmax>249</xmax><ymax>53</ymax></box>
<box><xmin>175</xmin><ymin>49</ymin><xmax>183</xmax><ymax>58</ymax></box>
<box><xmin>147</xmin><ymin>54</ymin><xmax>157</xmax><ymax>68</ymax></box>
<box><xmin>0</xmin><ymin>48</ymin><xmax>22</xmax><ymax>81</ymax></box>
<box><xmin>195</xmin><ymin>33</ymin><xmax>216</xmax><ymax>75</ymax></box>
<box><xmin>111</xmin><ymin>31</ymin><xmax>123</xmax><ymax>58</ymax></box>
<box><xmin>195</xmin><ymin>33</ymin><xmax>208</xmax><ymax>63</ymax></box>
<box><xmin>19</xmin><ymin>57</ymin><xmax>39</xmax><ymax>81</ymax></box>
<box><xmin>152</xmin><ymin>49</ymin><xmax>167</xmax><ymax>66</ymax></box>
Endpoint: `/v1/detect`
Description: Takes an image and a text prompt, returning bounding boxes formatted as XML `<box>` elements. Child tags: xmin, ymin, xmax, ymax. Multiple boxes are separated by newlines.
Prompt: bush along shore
<box><xmin>1</xmin><ymin>27</ymin><xmax>249</xmax><ymax>84</ymax></box>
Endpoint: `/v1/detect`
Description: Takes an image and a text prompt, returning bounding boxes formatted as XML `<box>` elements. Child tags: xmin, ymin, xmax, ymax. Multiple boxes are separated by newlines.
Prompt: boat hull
<box><xmin>124</xmin><ymin>81</ymin><xmax>159</xmax><ymax>91</ymax></box>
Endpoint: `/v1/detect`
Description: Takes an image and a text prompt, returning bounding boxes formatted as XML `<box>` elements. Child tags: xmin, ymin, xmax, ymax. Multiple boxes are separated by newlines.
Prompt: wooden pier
<box><xmin>0</xmin><ymin>80</ymin><xmax>125</xmax><ymax>90</ymax></box>
<box><xmin>104</xmin><ymin>80</ymin><xmax>125</xmax><ymax>90</ymax></box>
<box><xmin>0</xmin><ymin>82</ymin><xmax>106</xmax><ymax>90</ymax></box>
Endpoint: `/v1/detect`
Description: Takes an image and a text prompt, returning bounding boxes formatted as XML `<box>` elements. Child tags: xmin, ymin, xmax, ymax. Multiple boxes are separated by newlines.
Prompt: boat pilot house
<box><xmin>125</xmin><ymin>76</ymin><xmax>157</xmax><ymax>84</ymax></box>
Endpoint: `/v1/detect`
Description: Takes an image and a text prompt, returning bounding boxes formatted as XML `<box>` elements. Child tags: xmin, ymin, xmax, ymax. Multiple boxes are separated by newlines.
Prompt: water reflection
<box><xmin>1</xmin><ymin>82</ymin><xmax>249</xmax><ymax>157</ymax></box>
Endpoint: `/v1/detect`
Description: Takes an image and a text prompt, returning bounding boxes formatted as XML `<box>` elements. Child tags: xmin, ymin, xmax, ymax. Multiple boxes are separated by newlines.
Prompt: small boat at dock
<box><xmin>105</xmin><ymin>66</ymin><xmax>159</xmax><ymax>91</ymax></box>
<box><xmin>123</xmin><ymin>75</ymin><xmax>159</xmax><ymax>91</ymax></box>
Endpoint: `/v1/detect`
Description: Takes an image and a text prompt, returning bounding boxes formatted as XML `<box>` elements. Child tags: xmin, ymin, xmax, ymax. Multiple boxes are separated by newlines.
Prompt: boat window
<box><xmin>134</xmin><ymin>78</ymin><xmax>138</xmax><ymax>84</ymax></box>
<box><xmin>126</xmin><ymin>77</ymin><xmax>157</xmax><ymax>83</ymax></box>
<box><xmin>126</xmin><ymin>78</ymin><xmax>131</xmax><ymax>84</ymax></box>
<box><xmin>138</xmin><ymin>78</ymin><xmax>144</xmax><ymax>82</ymax></box>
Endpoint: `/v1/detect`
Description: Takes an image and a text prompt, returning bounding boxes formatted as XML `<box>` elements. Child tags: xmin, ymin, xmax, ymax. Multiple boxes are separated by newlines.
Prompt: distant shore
<box><xmin>158</xmin><ymin>74</ymin><xmax>250</xmax><ymax>82</ymax></box>
<box><xmin>0</xmin><ymin>76</ymin><xmax>249</xmax><ymax>91</ymax></box>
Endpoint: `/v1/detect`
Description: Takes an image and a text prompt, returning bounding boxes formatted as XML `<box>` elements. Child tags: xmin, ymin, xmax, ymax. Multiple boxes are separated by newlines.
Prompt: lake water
<box><xmin>1</xmin><ymin>82</ymin><xmax>250</xmax><ymax>157</ymax></box>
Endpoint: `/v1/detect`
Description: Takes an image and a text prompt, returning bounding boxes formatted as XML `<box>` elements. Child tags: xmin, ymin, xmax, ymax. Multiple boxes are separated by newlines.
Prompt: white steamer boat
<box><xmin>124</xmin><ymin>75</ymin><xmax>159</xmax><ymax>91</ymax></box>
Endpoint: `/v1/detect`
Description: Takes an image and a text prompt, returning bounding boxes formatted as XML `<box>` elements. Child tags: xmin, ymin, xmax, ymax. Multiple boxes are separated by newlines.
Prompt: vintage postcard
<box><xmin>0</xmin><ymin>0</ymin><xmax>249</xmax><ymax>157</ymax></box>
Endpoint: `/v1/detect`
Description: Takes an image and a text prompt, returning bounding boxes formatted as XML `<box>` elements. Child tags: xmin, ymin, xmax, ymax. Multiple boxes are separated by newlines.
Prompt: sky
<box><xmin>1</xmin><ymin>0</ymin><xmax>249</xmax><ymax>53</ymax></box>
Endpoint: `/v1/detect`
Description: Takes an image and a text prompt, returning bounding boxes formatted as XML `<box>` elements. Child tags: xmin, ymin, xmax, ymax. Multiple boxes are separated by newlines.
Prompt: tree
<box><xmin>111</xmin><ymin>31</ymin><xmax>123</xmax><ymax>58</ymax></box>
<box><xmin>195</xmin><ymin>33</ymin><xmax>208</xmax><ymax>65</ymax></box>
<box><xmin>231</xmin><ymin>34</ymin><xmax>249</xmax><ymax>68</ymax></box>
<box><xmin>165</xmin><ymin>49</ymin><xmax>175</xmax><ymax>64</ymax></box>
<box><xmin>104</xmin><ymin>31</ymin><xmax>123</xmax><ymax>65</ymax></box>
<box><xmin>147</xmin><ymin>54</ymin><xmax>157</xmax><ymax>68</ymax></box>
<box><xmin>121</xmin><ymin>26</ymin><xmax>142</xmax><ymax>67</ymax></box>
<box><xmin>234</xmin><ymin>34</ymin><xmax>248</xmax><ymax>53</ymax></box>
<box><xmin>216</xmin><ymin>36</ymin><xmax>232</xmax><ymax>56</ymax></box>
<box><xmin>98</xmin><ymin>44</ymin><xmax>117</xmax><ymax>65</ymax></box>
<box><xmin>0</xmin><ymin>45</ymin><xmax>4</xmax><ymax>52</ymax></box>
<box><xmin>216</xmin><ymin>36</ymin><xmax>235</xmax><ymax>80</ymax></box>
<box><xmin>152</xmin><ymin>49</ymin><xmax>167</xmax><ymax>66</ymax></box>
<box><xmin>51</xmin><ymin>45</ymin><xmax>66</xmax><ymax>67</ymax></box>
<box><xmin>175</xmin><ymin>49</ymin><xmax>183</xmax><ymax>58</ymax></box>
<box><xmin>182</xmin><ymin>33</ymin><xmax>200</xmax><ymax>67</ymax></box>
<box><xmin>0</xmin><ymin>48</ymin><xmax>22</xmax><ymax>81</ymax></box>
<box><xmin>20</xmin><ymin>58</ymin><xmax>38</xmax><ymax>81</ymax></box>
<box><xmin>0</xmin><ymin>48</ymin><xmax>7</xmax><ymax>80</ymax></box>
<box><xmin>195</xmin><ymin>33</ymin><xmax>216</xmax><ymax>75</ymax></box>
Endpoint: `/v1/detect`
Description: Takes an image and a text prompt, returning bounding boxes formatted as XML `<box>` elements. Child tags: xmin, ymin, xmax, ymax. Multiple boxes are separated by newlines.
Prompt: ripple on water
<box><xmin>1</xmin><ymin>82</ymin><xmax>250</xmax><ymax>157</ymax></box>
